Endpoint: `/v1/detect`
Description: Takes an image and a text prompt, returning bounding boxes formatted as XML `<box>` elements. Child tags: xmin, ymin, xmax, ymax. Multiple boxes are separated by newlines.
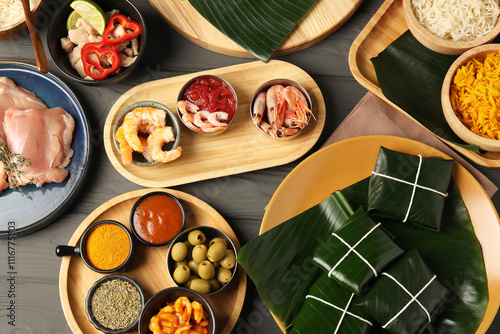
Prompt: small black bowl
<box><xmin>47</xmin><ymin>0</ymin><xmax>146</xmax><ymax>85</ymax></box>
<box><xmin>112</xmin><ymin>101</ymin><xmax>181</xmax><ymax>166</ymax></box>
<box><xmin>166</xmin><ymin>226</ymin><xmax>238</xmax><ymax>295</ymax></box>
<box><xmin>55</xmin><ymin>220</ymin><xmax>134</xmax><ymax>274</ymax></box>
<box><xmin>130</xmin><ymin>191</ymin><xmax>185</xmax><ymax>247</ymax></box>
<box><xmin>138</xmin><ymin>287</ymin><xmax>216</xmax><ymax>334</ymax></box>
<box><xmin>86</xmin><ymin>274</ymin><xmax>145</xmax><ymax>333</ymax></box>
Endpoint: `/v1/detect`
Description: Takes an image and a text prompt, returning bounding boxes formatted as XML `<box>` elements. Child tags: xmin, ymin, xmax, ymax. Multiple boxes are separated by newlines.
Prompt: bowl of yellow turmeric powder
<box><xmin>442</xmin><ymin>44</ymin><xmax>500</xmax><ymax>152</ymax></box>
<box><xmin>55</xmin><ymin>220</ymin><xmax>134</xmax><ymax>273</ymax></box>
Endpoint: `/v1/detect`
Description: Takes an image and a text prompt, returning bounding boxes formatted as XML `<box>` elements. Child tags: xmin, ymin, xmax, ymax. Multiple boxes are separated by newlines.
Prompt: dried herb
<box><xmin>0</xmin><ymin>141</ymin><xmax>33</xmax><ymax>195</ymax></box>
<box><xmin>91</xmin><ymin>279</ymin><xmax>142</xmax><ymax>330</ymax></box>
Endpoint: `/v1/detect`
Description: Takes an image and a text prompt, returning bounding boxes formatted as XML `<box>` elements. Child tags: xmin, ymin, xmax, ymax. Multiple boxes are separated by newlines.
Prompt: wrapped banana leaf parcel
<box><xmin>237</xmin><ymin>148</ymin><xmax>488</xmax><ymax>334</ymax></box>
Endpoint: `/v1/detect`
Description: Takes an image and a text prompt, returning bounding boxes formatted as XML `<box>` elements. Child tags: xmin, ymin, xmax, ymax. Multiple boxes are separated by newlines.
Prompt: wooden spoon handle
<box><xmin>21</xmin><ymin>0</ymin><xmax>49</xmax><ymax>73</ymax></box>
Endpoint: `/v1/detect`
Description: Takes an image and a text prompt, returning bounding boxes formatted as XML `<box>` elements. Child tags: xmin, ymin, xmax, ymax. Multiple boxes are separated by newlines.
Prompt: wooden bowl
<box><xmin>403</xmin><ymin>0</ymin><xmax>500</xmax><ymax>55</ymax></box>
<box><xmin>0</xmin><ymin>0</ymin><xmax>43</xmax><ymax>40</ymax></box>
<box><xmin>441</xmin><ymin>44</ymin><xmax>500</xmax><ymax>152</ymax></box>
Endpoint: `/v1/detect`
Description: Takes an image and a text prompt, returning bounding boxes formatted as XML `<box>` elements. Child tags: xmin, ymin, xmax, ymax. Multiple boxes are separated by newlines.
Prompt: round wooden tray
<box><xmin>58</xmin><ymin>188</ymin><xmax>246</xmax><ymax>334</ymax></box>
<box><xmin>103</xmin><ymin>60</ymin><xmax>326</xmax><ymax>188</ymax></box>
<box><xmin>148</xmin><ymin>0</ymin><xmax>363</xmax><ymax>58</ymax></box>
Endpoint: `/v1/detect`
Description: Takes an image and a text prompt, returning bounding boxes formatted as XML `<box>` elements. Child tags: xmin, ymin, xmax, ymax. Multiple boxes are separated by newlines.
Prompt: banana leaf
<box><xmin>368</xmin><ymin>147</ymin><xmax>454</xmax><ymax>231</ymax></box>
<box><xmin>343</xmin><ymin>177</ymin><xmax>488</xmax><ymax>334</ymax></box>
<box><xmin>188</xmin><ymin>0</ymin><xmax>316</xmax><ymax>62</ymax></box>
<box><xmin>238</xmin><ymin>176</ymin><xmax>488</xmax><ymax>333</ymax></box>
<box><xmin>236</xmin><ymin>191</ymin><xmax>355</xmax><ymax>325</ymax></box>
<box><xmin>289</xmin><ymin>272</ymin><xmax>373</xmax><ymax>334</ymax></box>
<box><xmin>370</xmin><ymin>31</ymin><xmax>480</xmax><ymax>153</ymax></box>
<box><xmin>358</xmin><ymin>249</ymin><xmax>449</xmax><ymax>334</ymax></box>
<box><xmin>313</xmin><ymin>207</ymin><xmax>404</xmax><ymax>295</ymax></box>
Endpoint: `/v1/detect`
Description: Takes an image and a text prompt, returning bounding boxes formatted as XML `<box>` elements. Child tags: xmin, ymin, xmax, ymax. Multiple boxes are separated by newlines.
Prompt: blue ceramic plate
<box><xmin>0</xmin><ymin>61</ymin><xmax>90</xmax><ymax>236</ymax></box>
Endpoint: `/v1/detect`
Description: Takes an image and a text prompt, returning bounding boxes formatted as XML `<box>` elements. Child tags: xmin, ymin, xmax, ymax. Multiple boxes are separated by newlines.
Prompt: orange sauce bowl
<box><xmin>129</xmin><ymin>191</ymin><xmax>185</xmax><ymax>247</ymax></box>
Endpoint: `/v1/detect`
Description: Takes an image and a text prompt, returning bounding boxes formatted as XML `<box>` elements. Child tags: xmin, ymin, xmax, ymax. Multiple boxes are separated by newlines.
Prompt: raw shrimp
<box><xmin>146</xmin><ymin>127</ymin><xmax>182</xmax><ymax>163</ymax></box>
<box><xmin>122</xmin><ymin>107</ymin><xmax>166</xmax><ymax>152</ymax></box>
<box><xmin>115</xmin><ymin>125</ymin><xmax>133</xmax><ymax>166</ymax></box>
<box><xmin>251</xmin><ymin>91</ymin><xmax>266</xmax><ymax>125</ymax></box>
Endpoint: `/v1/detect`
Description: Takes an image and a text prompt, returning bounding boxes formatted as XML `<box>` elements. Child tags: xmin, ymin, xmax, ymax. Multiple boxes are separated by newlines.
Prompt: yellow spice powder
<box><xmin>85</xmin><ymin>223</ymin><xmax>131</xmax><ymax>270</ymax></box>
<box><xmin>451</xmin><ymin>51</ymin><xmax>500</xmax><ymax>140</ymax></box>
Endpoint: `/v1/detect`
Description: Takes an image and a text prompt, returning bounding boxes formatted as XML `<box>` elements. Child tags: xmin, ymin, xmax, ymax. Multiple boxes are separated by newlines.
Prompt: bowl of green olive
<box><xmin>166</xmin><ymin>226</ymin><xmax>237</xmax><ymax>295</ymax></box>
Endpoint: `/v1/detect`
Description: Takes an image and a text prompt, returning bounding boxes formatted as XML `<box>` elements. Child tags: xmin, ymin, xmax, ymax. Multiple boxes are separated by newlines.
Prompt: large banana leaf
<box><xmin>371</xmin><ymin>31</ymin><xmax>480</xmax><ymax>153</ymax></box>
<box><xmin>238</xmin><ymin>177</ymin><xmax>488</xmax><ymax>333</ymax></box>
<box><xmin>188</xmin><ymin>0</ymin><xmax>316</xmax><ymax>62</ymax></box>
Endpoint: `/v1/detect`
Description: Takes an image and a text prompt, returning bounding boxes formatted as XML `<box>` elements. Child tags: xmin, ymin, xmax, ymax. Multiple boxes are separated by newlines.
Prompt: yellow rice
<box><xmin>451</xmin><ymin>51</ymin><xmax>500</xmax><ymax>140</ymax></box>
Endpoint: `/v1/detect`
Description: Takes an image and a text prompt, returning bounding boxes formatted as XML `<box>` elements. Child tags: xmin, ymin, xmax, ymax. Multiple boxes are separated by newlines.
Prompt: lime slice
<box><xmin>66</xmin><ymin>10</ymin><xmax>82</xmax><ymax>31</ymax></box>
<box><xmin>69</xmin><ymin>0</ymin><xmax>106</xmax><ymax>35</ymax></box>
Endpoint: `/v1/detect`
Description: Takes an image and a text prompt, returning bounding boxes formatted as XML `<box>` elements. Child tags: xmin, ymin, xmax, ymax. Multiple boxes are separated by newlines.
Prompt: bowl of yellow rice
<box><xmin>442</xmin><ymin>44</ymin><xmax>500</xmax><ymax>152</ymax></box>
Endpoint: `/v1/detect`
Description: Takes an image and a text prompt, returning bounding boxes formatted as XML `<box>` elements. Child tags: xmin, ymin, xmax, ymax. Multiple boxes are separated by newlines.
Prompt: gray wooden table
<box><xmin>1</xmin><ymin>0</ymin><xmax>499</xmax><ymax>333</ymax></box>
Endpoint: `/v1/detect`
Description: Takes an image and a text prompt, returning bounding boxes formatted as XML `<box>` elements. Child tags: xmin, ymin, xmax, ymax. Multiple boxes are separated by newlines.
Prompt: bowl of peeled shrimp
<box><xmin>138</xmin><ymin>287</ymin><xmax>216</xmax><ymax>334</ymax></box>
<box><xmin>113</xmin><ymin>101</ymin><xmax>182</xmax><ymax>166</ymax></box>
<box><xmin>47</xmin><ymin>0</ymin><xmax>146</xmax><ymax>84</ymax></box>
<box><xmin>250</xmin><ymin>79</ymin><xmax>314</xmax><ymax>139</ymax></box>
<box><xmin>176</xmin><ymin>74</ymin><xmax>238</xmax><ymax>135</ymax></box>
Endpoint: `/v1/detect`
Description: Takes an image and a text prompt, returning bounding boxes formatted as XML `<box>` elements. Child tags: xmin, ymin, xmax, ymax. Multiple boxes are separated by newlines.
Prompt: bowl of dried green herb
<box><xmin>85</xmin><ymin>274</ymin><xmax>145</xmax><ymax>333</ymax></box>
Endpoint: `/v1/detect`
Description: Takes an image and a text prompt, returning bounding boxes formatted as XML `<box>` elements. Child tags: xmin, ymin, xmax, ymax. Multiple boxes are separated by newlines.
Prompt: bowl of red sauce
<box><xmin>130</xmin><ymin>191</ymin><xmax>185</xmax><ymax>247</ymax></box>
<box><xmin>176</xmin><ymin>75</ymin><xmax>238</xmax><ymax>135</ymax></box>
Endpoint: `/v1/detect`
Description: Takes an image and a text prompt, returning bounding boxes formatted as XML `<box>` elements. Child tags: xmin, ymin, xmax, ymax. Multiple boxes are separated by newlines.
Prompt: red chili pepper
<box><xmin>103</xmin><ymin>14</ymin><xmax>141</xmax><ymax>45</ymax></box>
<box><xmin>81</xmin><ymin>41</ymin><xmax>121</xmax><ymax>80</ymax></box>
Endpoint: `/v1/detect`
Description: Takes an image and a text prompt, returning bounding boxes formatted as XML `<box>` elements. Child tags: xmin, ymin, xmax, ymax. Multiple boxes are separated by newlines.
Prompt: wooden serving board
<box><xmin>103</xmin><ymin>60</ymin><xmax>326</xmax><ymax>188</ymax></box>
<box><xmin>58</xmin><ymin>188</ymin><xmax>246</xmax><ymax>334</ymax></box>
<box><xmin>348</xmin><ymin>0</ymin><xmax>500</xmax><ymax>167</ymax></box>
<box><xmin>148</xmin><ymin>0</ymin><xmax>363</xmax><ymax>58</ymax></box>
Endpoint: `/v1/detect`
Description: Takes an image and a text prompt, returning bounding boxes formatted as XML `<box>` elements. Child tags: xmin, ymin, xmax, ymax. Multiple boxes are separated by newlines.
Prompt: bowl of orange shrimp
<box><xmin>250</xmin><ymin>79</ymin><xmax>314</xmax><ymax>139</ymax></box>
<box><xmin>113</xmin><ymin>101</ymin><xmax>182</xmax><ymax>166</ymax></box>
<box><xmin>176</xmin><ymin>75</ymin><xmax>238</xmax><ymax>135</ymax></box>
<box><xmin>138</xmin><ymin>287</ymin><xmax>216</xmax><ymax>334</ymax></box>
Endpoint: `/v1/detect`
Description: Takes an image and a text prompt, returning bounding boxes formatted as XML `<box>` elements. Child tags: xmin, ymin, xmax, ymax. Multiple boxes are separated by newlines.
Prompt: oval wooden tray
<box><xmin>148</xmin><ymin>0</ymin><xmax>363</xmax><ymax>58</ymax></box>
<box><xmin>58</xmin><ymin>188</ymin><xmax>247</xmax><ymax>334</ymax></box>
<box><xmin>103</xmin><ymin>60</ymin><xmax>326</xmax><ymax>187</ymax></box>
<box><xmin>348</xmin><ymin>0</ymin><xmax>500</xmax><ymax>167</ymax></box>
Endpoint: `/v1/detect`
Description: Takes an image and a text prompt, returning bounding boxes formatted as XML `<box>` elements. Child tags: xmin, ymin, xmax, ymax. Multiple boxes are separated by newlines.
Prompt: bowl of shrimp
<box><xmin>138</xmin><ymin>287</ymin><xmax>216</xmax><ymax>334</ymax></box>
<box><xmin>250</xmin><ymin>79</ymin><xmax>314</xmax><ymax>139</ymax></box>
<box><xmin>113</xmin><ymin>101</ymin><xmax>182</xmax><ymax>166</ymax></box>
<box><xmin>176</xmin><ymin>75</ymin><xmax>238</xmax><ymax>135</ymax></box>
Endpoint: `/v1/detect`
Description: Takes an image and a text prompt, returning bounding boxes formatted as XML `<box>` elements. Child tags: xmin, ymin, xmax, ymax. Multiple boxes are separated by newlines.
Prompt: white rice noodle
<box><xmin>0</xmin><ymin>0</ymin><xmax>38</xmax><ymax>29</ymax></box>
<box><xmin>412</xmin><ymin>0</ymin><xmax>500</xmax><ymax>41</ymax></box>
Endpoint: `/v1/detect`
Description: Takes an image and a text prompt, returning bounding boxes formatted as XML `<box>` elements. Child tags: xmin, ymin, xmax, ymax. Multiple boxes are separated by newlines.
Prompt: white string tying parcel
<box><xmin>328</xmin><ymin>223</ymin><xmax>381</xmax><ymax>278</ymax></box>
<box><xmin>371</xmin><ymin>155</ymin><xmax>448</xmax><ymax>223</ymax></box>
<box><xmin>305</xmin><ymin>294</ymin><xmax>372</xmax><ymax>334</ymax></box>
<box><xmin>380</xmin><ymin>272</ymin><xmax>437</xmax><ymax>329</ymax></box>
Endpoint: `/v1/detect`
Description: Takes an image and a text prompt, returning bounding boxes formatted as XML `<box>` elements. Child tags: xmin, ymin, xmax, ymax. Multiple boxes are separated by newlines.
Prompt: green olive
<box><xmin>190</xmin><ymin>279</ymin><xmax>211</xmax><ymax>295</ymax></box>
<box><xmin>192</xmin><ymin>244</ymin><xmax>208</xmax><ymax>263</ymax></box>
<box><xmin>174</xmin><ymin>259</ymin><xmax>189</xmax><ymax>268</ymax></box>
<box><xmin>183</xmin><ymin>241</ymin><xmax>194</xmax><ymax>260</ymax></box>
<box><xmin>198</xmin><ymin>260</ymin><xmax>215</xmax><ymax>280</ymax></box>
<box><xmin>188</xmin><ymin>260</ymin><xmax>199</xmax><ymax>276</ymax></box>
<box><xmin>217</xmin><ymin>267</ymin><xmax>232</xmax><ymax>283</ymax></box>
<box><xmin>212</xmin><ymin>261</ymin><xmax>220</xmax><ymax>268</ymax></box>
<box><xmin>188</xmin><ymin>230</ymin><xmax>206</xmax><ymax>246</ymax></box>
<box><xmin>184</xmin><ymin>274</ymin><xmax>198</xmax><ymax>289</ymax></box>
<box><xmin>171</xmin><ymin>242</ymin><xmax>188</xmax><ymax>262</ymax></box>
<box><xmin>220</xmin><ymin>249</ymin><xmax>236</xmax><ymax>269</ymax></box>
<box><xmin>207</xmin><ymin>278</ymin><xmax>220</xmax><ymax>292</ymax></box>
<box><xmin>172</xmin><ymin>265</ymin><xmax>190</xmax><ymax>284</ymax></box>
<box><xmin>207</xmin><ymin>242</ymin><xmax>227</xmax><ymax>262</ymax></box>
<box><xmin>209</xmin><ymin>237</ymin><xmax>228</xmax><ymax>248</ymax></box>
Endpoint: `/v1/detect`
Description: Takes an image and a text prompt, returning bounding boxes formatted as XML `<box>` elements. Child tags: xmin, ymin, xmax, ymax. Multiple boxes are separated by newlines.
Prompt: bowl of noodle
<box><xmin>0</xmin><ymin>0</ymin><xmax>43</xmax><ymax>40</ymax></box>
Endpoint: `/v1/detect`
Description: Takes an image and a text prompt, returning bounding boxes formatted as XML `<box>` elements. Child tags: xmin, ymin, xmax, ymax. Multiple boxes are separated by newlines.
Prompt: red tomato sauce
<box><xmin>181</xmin><ymin>76</ymin><xmax>237</xmax><ymax>121</ymax></box>
<box><xmin>133</xmin><ymin>194</ymin><xmax>183</xmax><ymax>244</ymax></box>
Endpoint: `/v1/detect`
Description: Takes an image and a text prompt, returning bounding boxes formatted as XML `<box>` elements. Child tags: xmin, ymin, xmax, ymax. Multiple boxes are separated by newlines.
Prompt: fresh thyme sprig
<box><xmin>0</xmin><ymin>141</ymin><xmax>34</xmax><ymax>195</ymax></box>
